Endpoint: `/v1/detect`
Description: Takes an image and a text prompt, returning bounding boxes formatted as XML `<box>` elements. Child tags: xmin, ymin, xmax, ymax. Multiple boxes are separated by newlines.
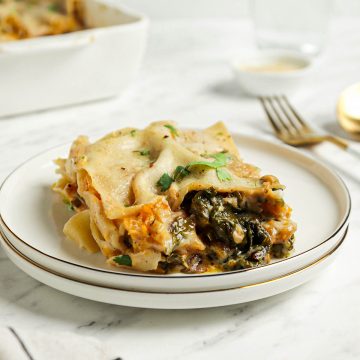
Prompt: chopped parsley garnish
<box><xmin>216</xmin><ymin>168</ymin><xmax>232</xmax><ymax>182</ymax></box>
<box><xmin>48</xmin><ymin>3</ymin><xmax>61</xmax><ymax>12</ymax></box>
<box><xmin>130</xmin><ymin>129</ymin><xmax>137</xmax><ymax>137</ymax></box>
<box><xmin>113</xmin><ymin>255</ymin><xmax>132</xmax><ymax>266</ymax></box>
<box><xmin>133</xmin><ymin>149</ymin><xmax>150</xmax><ymax>156</ymax></box>
<box><xmin>164</xmin><ymin>124</ymin><xmax>179</xmax><ymax>138</ymax></box>
<box><xmin>187</xmin><ymin>152</ymin><xmax>232</xmax><ymax>182</ymax></box>
<box><xmin>157</xmin><ymin>173</ymin><xmax>174</xmax><ymax>192</ymax></box>
<box><xmin>156</xmin><ymin>152</ymin><xmax>232</xmax><ymax>191</ymax></box>
<box><xmin>63</xmin><ymin>198</ymin><xmax>74</xmax><ymax>211</ymax></box>
<box><xmin>173</xmin><ymin>165</ymin><xmax>190</xmax><ymax>182</ymax></box>
<box><xmin>187</xmin><ymin>152</ymin><xmax>231</xmax><ymax>169</ymax></box>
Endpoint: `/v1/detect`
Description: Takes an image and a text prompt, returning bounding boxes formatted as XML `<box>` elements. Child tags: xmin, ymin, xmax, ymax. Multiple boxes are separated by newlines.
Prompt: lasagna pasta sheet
<box><xmin>76</xmin><ymin>122</ymin><xmax>262</xmax><ymax>219</ymax></box>
<box><xmin>53</xmin><ymin>121</ymin><xmax>296</xmax><ymax>273</ymax></box>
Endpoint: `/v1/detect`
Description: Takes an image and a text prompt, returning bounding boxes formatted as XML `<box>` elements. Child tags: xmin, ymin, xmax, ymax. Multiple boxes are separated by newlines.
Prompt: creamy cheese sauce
<box><xmin>240</xmin><ymin>61</ymin><xmax>306</xmax><ymax>73</ymax></box>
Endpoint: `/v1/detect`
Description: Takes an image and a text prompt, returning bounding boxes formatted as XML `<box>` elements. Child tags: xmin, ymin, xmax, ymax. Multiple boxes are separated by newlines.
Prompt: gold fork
<box><xmin>259</xmin><ymin>95</ymin><xmax>360</xmax><ymax>159</ymax></box>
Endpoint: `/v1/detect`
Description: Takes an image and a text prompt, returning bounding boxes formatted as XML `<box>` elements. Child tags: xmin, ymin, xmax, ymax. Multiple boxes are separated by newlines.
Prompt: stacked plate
<box><xmin>0</xmin><ymin>134</ymin><xmax>351</xmax><ymax>309</ymax></box>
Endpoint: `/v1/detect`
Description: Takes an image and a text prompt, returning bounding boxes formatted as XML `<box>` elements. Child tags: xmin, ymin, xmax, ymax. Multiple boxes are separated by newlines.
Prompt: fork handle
<box><xmin>326</xmin><ymin>135</ymin><xmax>360</xmax><ymax>160</ymax></box>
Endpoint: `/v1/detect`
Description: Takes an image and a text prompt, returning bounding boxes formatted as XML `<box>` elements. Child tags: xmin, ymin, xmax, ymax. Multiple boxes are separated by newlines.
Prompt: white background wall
<box><xmin>116</xmin><ymin>0</ymin><xmax>360</xmax><ymax>18</ymax></box>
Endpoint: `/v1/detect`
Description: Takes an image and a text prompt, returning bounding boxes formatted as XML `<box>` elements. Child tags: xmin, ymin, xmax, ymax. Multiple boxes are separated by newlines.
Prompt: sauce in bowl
<box><xmin>239</xmin><ymin>61</ymin><xmax>307</xmax><ymax>73</ymax></box>
<box><xmin>232</xmin><ymin>50</ymin><xmax>312</xmax><ymax>95</ymax></box>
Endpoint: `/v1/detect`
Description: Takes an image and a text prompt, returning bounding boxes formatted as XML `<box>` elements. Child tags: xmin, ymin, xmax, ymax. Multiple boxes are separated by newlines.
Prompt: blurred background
<box><xmin>116</xmin><ymin>0</ymin><xmax>360</xmax><ymax>18</ymax></box>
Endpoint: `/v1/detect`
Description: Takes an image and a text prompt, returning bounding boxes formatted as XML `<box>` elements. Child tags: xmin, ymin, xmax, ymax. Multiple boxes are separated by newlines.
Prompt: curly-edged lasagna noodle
<box><xmin>0</xmin><ymin>0</ymin><xmax>85</xmax><ymax>42</ymax></box>
<box><xmin>53</xmin><ymin>121</ymin><xmax>297</xmax><ymax>273</ymax></box>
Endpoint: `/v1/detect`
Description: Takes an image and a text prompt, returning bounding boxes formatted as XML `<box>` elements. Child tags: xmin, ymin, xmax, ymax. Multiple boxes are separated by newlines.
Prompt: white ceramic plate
<box><xmin>0</xmin><ymin>134</ymin><xmax>351</xmax><ymax>292</ymax></box>
<box><xmin>0</xmin><ymin>228</ymin><xmax>347</xmax><ymax>309</ymax></box>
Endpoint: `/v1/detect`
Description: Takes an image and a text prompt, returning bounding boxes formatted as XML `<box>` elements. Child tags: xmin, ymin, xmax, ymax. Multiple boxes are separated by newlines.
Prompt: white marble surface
<box><xmin>1</xmin><ymin>18</ymin><xmax>360</xmax><ymax>360</ymax></box>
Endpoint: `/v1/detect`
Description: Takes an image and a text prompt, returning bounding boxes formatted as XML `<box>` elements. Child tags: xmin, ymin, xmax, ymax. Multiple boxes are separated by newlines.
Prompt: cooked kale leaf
<box><xmin>182</xmin><ymin>189</ymin><xmax>273</xmax><ymax>269</ymax></box>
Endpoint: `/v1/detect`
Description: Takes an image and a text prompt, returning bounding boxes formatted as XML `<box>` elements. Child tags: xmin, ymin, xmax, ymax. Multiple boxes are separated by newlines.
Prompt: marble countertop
<box><xmin>1</xmin><ymin>18</ymin><xmax>360</xmax><ymax>360</ymax></box>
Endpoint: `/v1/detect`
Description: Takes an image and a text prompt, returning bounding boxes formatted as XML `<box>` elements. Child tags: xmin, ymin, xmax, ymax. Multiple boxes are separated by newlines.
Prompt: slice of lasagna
<box><xmin>0</xmin><ymin>0</ymin><xmax>84</xmax><ymax>42</ymax></box>
<box><xmin>52</xmin><ymin>121</ymin><xmax>297</xmax><ymax>273</ymax></box>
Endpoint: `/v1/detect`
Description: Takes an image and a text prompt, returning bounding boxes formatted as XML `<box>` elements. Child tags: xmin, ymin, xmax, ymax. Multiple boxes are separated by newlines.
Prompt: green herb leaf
<box><xmin>186</xmin><ymin>160</ymin><xmax>215</xmax><ymax>168</ymax></box>
<box><xmin>187</xmin><ymin>152</ymin><xmax>231</xmax><ymax>169</ymax></box>
<box><xmin>173</xmin><ymin>165</ymin><xmax>190</xmax><ymax>182</ymax></box>
<box><xmin>216</xmin><ymin>168</ymin><xmax>232</xmax><ymax>182</ymax></box>
<box><xmin>164</xmin><ymin>124</ymin><xmax>179</xmax><ymax>138</ymax></box>
<box><xmin>186</xmin><ymin>152</ymin><xmax>232</xmax><ymax>182</ymax></box>
<box><xmin>48</xmin><ymin>3</ymin><xmax>61</xmax><ymax>12</ymax></box>
<box><xmin>113</xmin><ymin>255</ymin><xmax>132</xmax><ymax>266</ymax></box>
<box><xmin>207</xmin><ymin>152</ymin><xmax>232</xmax><ymax>164</ymax></box>
<box><xmin>133</xmin><ymin>149</ymin><xmax>150</xmax><ymax>156</ymax></box>
<box><xmin>63</xmin><ymin>199</ymin><xmax>74</xmax><ymax>211</ymax></box>
<box><xmin>130</xmin><ymin>129</ymin><xmax>137</xmax><ymax>137</ymax></box>
<box><xmin>157</xmin><ymin>173</ymin><xmax>174</xmax><ymax>191</ymax></box>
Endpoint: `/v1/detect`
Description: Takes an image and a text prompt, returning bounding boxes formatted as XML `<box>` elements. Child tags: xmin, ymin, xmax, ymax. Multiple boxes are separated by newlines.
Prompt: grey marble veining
<box><xmin>0</xmin><ymin>18</ymin><xmax>360</xmax><ymax>360</ymax></box>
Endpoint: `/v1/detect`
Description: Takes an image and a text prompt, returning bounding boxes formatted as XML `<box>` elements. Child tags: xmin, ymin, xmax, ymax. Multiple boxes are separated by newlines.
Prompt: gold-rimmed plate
<box><xmin>0</xmin><ymin>226</ymin><xmax>348</xmax><ymax>309</ymax></box>
<box><xmin>0</xmin><ymin>133</ymin><xmax>351</xmax><ymax>293</ymax></box>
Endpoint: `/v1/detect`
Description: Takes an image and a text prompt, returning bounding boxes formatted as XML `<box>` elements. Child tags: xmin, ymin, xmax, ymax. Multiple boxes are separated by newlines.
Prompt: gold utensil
<box><xmin>259</xmin><ymin>95</ymin><xmax>360</xmax><ymax>159</ymax></box>
<box><xmin>337</xmin><ymin>83</ymin><xmax>360</xmax><ymax>138</ymax></box>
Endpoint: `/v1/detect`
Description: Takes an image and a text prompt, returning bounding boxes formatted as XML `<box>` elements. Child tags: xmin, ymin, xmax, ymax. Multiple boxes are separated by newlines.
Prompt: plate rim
<box><xmin>0</xmin><ymin>134</ymin><xmax>352</xmax><ymax>279</ymax></box>
<box><xmin>0</xmin><ymin>226</ymin><xmax>348</xmax><ymax>294</ymax></box>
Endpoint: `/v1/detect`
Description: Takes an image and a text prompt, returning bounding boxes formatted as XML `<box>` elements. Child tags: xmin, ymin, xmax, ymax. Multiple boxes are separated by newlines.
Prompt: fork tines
<box><xmin>259</xmin><ymin>95</ymin><xmax>312</xmax><ymax>136</ymax></box>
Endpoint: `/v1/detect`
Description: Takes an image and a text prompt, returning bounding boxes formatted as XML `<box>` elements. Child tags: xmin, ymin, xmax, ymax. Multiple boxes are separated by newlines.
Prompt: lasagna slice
<box><xmin>0</xmin><ymin>0</ymin><xmax>84</xmax><ymax>42</ymax></box>
<box><xmin>53</xmin><ymin>121</ymin><xmax>297</xmax><ymax>273</ymax></box>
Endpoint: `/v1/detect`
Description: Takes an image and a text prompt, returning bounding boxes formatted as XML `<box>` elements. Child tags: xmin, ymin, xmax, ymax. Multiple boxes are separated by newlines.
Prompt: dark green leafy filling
<box><xmin>271</xmin><ymin>236</ymin><xmax>294</xmax><ymax>258</ymax></box>
<box><xmin>164</xmin><ymin>189</ymin><xmax>294</xmax><ymax>273</ymax></box>
<box><xmin>170</xmin><ymin>216</ymin><xmax>195</xmax><ymax>248</ymax></box>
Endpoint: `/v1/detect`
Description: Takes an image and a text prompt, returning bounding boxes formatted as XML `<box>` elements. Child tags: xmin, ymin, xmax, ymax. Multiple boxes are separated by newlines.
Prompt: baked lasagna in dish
<box><xmin>0</xmin><ymin>0</ymin><xmax>85</xmax><ymax>42</ymax></box>
<box><xmin>53</xmin><ymin>122</ymin><xmax>297</xmax><ymax>273</ymax></box>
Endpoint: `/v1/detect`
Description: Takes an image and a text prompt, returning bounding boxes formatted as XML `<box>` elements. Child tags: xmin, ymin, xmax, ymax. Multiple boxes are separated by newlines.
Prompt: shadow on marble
<box><xmin>305</xmin><ymin>118</ymin><xmax>360</xmax><ymax>185</ymax></box>
<box><xmin>306</xmin><ymin>111</ymin><xmax>358</xmax><ymax>142</ymax></box>
<box><xmin>0</xmin><ymin>96</ymin><xmax>118</xmax><ymax>122</ymax></box>
<box><xmin>209</xmin><ymin>79</ymin><xmax>253</xmax><ymax>100</ymax></box>
<box><xmin>321</xmin><ymin>121</ymin><xmax>356</xmax><ymax>141</ymax></box>
<box><xmin>0</xmin><ymin>246</ymin><xmax>7</xmax><ymax>260</ymax></box>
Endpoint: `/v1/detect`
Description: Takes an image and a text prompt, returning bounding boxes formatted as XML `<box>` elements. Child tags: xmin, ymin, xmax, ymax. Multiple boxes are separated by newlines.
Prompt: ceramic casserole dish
<box><xmin>0</xmin><ymin>0</ymin><xmax>148</xmax><ymax>117</ymax></box>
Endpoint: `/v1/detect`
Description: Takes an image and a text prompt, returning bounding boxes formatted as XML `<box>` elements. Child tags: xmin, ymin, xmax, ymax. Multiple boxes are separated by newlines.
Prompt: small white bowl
<box><xmin>231</xmin><ymin>50</ymin><xmax>313</xmax><ymax>96</ymax></box>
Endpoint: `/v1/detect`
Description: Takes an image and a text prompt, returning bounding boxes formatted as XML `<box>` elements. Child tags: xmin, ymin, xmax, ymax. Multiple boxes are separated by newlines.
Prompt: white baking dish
<box><xmin>0</xmin><ymin>0</ymin><xmax>148</xmax><ymax>117</ymax></box>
